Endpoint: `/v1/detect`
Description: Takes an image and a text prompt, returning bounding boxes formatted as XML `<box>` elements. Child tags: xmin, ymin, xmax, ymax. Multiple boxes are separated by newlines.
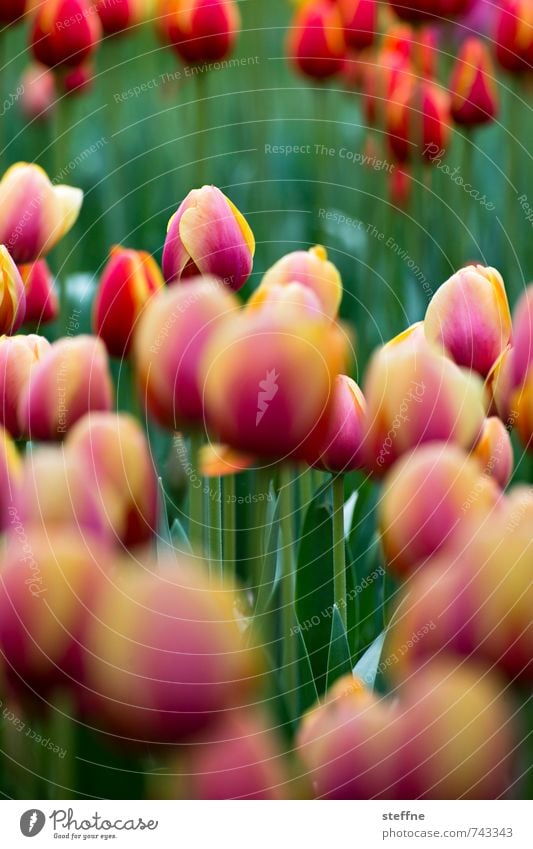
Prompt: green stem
<box><xmin>250</xmin><ymin>468</ymin><xmax>271</xmax><ymax>592</ymax></box>
<box><xmin>188</xmin><ymin>431</ymin><xmax>204</xmax><ymax>557</ymax></box>
<box><xmin>195</xmin><ymin>72</ymin><xmax>209</xmax><ymax>186</ymax></box>
<box><xmin>280</xmin><ymin>464</ymin><xmax>296</xmax><ymax>711</ymax></box>
<box><xmin>222</xmin><ymin>474</ymin><xmax>236</xmax><ymax>581</ymax></box>
<box><xmin>208</xmin><ymin>476</ymin><xmax>223</xmax><ymax>581</ymax></box>
<box><xmin>332</xmin><ymin>473</ymin><xmax>346</xmax><ymax>628</ymax></box>
<box><xmin>53</xmin><ymin>96</ymin><xmax>73</xmax><ymax>331</ymax></box>
<box><xmin>461</xmin><ymin>130</ymin><xmax>474</xmax><ymax>265</ymax></box>
<box><xmin>299</xmin><ymin>465</ymin><xmax>313</xmax><ymax>521</ymax></box>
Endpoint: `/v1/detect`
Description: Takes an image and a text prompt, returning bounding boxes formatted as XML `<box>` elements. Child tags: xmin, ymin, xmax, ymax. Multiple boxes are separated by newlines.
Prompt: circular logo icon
<box><xmin>20</xmin><ymin>810</ymin><xmax>46</xmax><ymax>837</ymax></box>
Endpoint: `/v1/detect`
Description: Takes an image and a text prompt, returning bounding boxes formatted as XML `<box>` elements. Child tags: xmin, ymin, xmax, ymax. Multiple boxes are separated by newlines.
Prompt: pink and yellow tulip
<box><xmin>0</xmin><ymin>427</ymin><xmax>22</xmax><ymax>532</ymax></box>
<box><xmin>0</xmin><ymin>334</ymin><xmax>50</xmax><ymax>438</ymax></box>
<box><xmin>303</xmin><ymin>374</ymin><xmax>367</xmax><ymax>472</ymax></box>
<box><xmin>162</xmin><ymin>186</ymin><xmax>255</xmax><ymax>291</ymax></box>
<box><xmin>471</xmin><ymin>416</ymin><xmax>513</xmax><ymax>488</ymax></box>
<box><xmin>0</xmin><ymin>245</ymin><xmax>26</xmax><ymax>334</ymax></box>
<box><xmin>18</xmin><ymin>259</ymin><xmax>59</xmax><ymax>324</ymax></box>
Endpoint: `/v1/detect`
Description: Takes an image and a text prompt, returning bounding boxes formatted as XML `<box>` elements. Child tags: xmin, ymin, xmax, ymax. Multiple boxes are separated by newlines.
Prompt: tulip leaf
<box><xmin>157</xmin><ymin>477</ymin><xmax>177</xmax><ymax>564</ymax></box>
<box><xmin>326</xmin><ymin>605</ymin><xmax>353</xmax><ymax>691</ymax></box>
<box><xmin>254</xmin><ymin>486</ymin><xmax>281</xmax><ymax>617</ymax></box>
<box><xmin>353</xmin><ymin>629</ymin><xmax>387</xmax><ymax>691</ymax></box>
<box><xmin>293</xmin><ymin>613</ymin><xmax>320</xmax><ymax>718</ymax></box>
<box><xmin>170</xmin><ymin>518</ymin><xmax>192</xmax><ymax>556</ymax></box>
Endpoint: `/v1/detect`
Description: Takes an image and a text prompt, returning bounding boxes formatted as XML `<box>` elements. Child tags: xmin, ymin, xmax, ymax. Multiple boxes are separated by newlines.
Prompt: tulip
<box><xmin>134</xmin><ymin>276</ymin><xmax>239</xmax><ymax>430</ymax></box>
<box><xmin>471</xmin><ymin>417</ymin><xmax>513</xmax><ymax>488</ymax></box>
<box><xmin>424</xmin><ymin>265</ymin><xmax>512</xmax><ymax>377</ymax></box>
<box><xmin>287</xmin><ymin>0</ymin><xmax>346</xmax><ymax>80</ymax></box>
<box><xmin>363</xmin><ymin>336</ymin><xmax>486</xmax><ymax>474</ymax></box>
<box><xmin>388</xmin><ymin>0</ymin><xmax>471</xmax><ymax>22</ymax></box>
<box><xmin>162</xmin><ymin>186</ymin><xmax>255</xmax><ymax>291</ymax></box>
<box><xmin>247</xmin><ymin>281</ymin><xmax>324</xmax><ymax>317</ymax></box>
<box><xmin>18</xmin><ymin>259</ymin><xmax>59</xmax><ymax>324</ymax></box>
<box><xmin>19</xmin><ymin>64</ymin><xmax>57</xmax><ymax>122</ymax></box>
<box><xmin>201</xmin><ymin>308</ymin><xmax>349</xmax><ymax>459</ymax></box>
<box><xmin>30</xmin><ymin>0</ymin><xmax>102</xmax><ymax>68</ymax></box>
<box><xmin>162</xmin><ymin>0</ymin><xmax>240</xmax><ymax>63</ymax></box>
<box><xmin>386</xmin><ymin>79</ymin><xmax>451</xmax><ymax>163</ymax></box>
<box><xmin>389</xmin><ymin>165</ymin><xmax>412</xmax><ymax>209</ymax></box>
<box><xmin>0</xmin><ymin>0</ymin><xmax>27</xmax><ymax>24</ymax></box>
<box><xmin>0</xmin><ymin>163</ymin><xmax>83</xmax><ymax>264</ymax></box>
<box><xmin>96</xmin><ymin>0</ymin><xmax>142</xmax><ymax>35</ymax></box>
<box><xmin>303</xmin><ymin>374</ymin><xmax>367</xmax><ymax>472</ymax></box>
<box><xmin>495</xmin><ymin>0</ymin><xmax>533</xmax><ymax>74</ymax></box>
<box><xmin>81</xmin><ymin>561</ymin><xmax>261</xmax><ymax>743</ymax></box>
<box><xmin>339</xmin><ymin>0</ymin><xmax>377</xmax><ymax>50</ymax></box>
<box><xmin>66</xmin><ymin>413</ymin><xmax>159</xmax><ymax>548</ymax></box>
<box><xmin>0</xmin><ymin>334</ymin><xmax>50</xmax><ymax>438</ymax></box>
<box><xmin>61</xmin><ymin>62</ymin><xmax>94</xmax><ymax>95</ymax></box>
<box><xmin>0</xmin><ymin>245</ymin><xmax>26</xmax><ymax>334</ymax></box>
<box><xmin>500</xmin><ymin>484</ymin><xmax>533</xmax><ymax>533</ymax></box>
<box><xmin>154</xmin><ymin>709</ymin><xmax>295</xmax><ymax>799</ymax></box>
<box><xmin>385</xmin><ymin>525</ymin><xmax>533</xmax><ymax>684</ymax></box>
<box><xmin>93</xmin><ymin>246</ymin><xmax>164</xmax><ymax>358</ymax></box>
<box><xmin>379</xmin><ymin>444</ymin><xmax>502</xmax><ymax>579</ymax></box>
<box><xmin>0</xmin><ymin>527</ymin><xmax>112</xmax><ymax>698</ymax></box>
<box><xmin>18</xmin><ymin>335</ymin><xmax>114</xmax><ymax>441</ymax></box>
<box><xmin>361</xmin><ymin>49</ymin><xmax>412</xmax><ymax>127</ymax></box>
<box><xmin>450</xmin><ymin>37</ymin><xmax>499</xmax><ymax>127</ymax></box>
<box><xmin>248</xmin><ymin>245</ymin><xmax>342</xmax><ymax>320</ymax></box>
<box><xmin>0</xmin><ymin>427</ymin><xmax>22</xmax><ymax>533</ymax></box>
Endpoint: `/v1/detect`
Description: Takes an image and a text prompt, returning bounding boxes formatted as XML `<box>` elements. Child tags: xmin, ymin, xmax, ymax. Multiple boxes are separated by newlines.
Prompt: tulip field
<box><xmin>0</xmin><ymin>0</ymin><xmax>533</xmax><ymax>811</ymax></box>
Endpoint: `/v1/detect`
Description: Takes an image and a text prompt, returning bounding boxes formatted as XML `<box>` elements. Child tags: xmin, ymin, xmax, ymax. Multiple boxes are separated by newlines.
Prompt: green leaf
<box><xmin>254</xmin><ymin>487</ymin><xmax>281</xmax><ymax>617</ymax></box>
<box><xmin>170</xmin><ymin>517</ymin><xmax>192</xmax><ymax>556</ymax></box>
<box><xmin>293</xmin><ymin>614</ymin><xmax>319</xmax><ymax>718</ymax></box>
<box><xmin>326</xmin><ymin>605</ymin><xmax>352</xmax><ymax>690</ymax></box>
<box><xmin>353</xmin><ymin>629</ymin><xmax>387</xmax><ymax>690</ymax></box>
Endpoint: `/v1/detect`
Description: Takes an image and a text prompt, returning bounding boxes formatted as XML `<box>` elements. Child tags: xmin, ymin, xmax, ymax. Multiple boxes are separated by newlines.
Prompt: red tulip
<box><xmin>450</xmin><ymin>37</ymin><xmax>499</xmax><ymax>126</ymax></box>
<box><xmin>96</xmin><ymin>0</ymin><xmax>142</xmax><ymax>35</ymax></box>
<box><xmin>18</xmin><ymin>259</ymin><xmax>59</xmax><ymax>324</ymax></box>
<box><xmin>31</xmin><ymin>0</ymin><xmax>102</xmax><ymax>69</ymax></box>
<box><xmin>162</xmin><ymin>0</ymin><xmax>240</xmax><ymax>64</ymax></box>
<box><xmin>386</xmin><ymin>79</ymin><xmax>451</xmax><ymax>163</ymax></box>
<box><xmin>495</xmin><ymin>0</ymin><xmax>533</xmax><ymax>74</ymax></box>
<box><xmin>388</xmin><ymin>0</ymin><xmax>471</xmax><ymax>23</ymax></box>
<box><xmin>0</xmin><ymin>0</ymin><xmax>27</xmax><ymax>25</ymax></box>
<box><xmin>287</xmin><ymin>0</ymin><xmax>347</xmax><ymax>80</ymax></box>
<box><xmin>338</xmin><ymin>0</ymin><xmax>377</xmax><ymax>51</ymax></box>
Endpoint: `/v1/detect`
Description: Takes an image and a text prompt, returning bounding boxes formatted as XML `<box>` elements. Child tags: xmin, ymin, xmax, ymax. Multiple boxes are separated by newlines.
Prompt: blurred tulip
<box><xmin>379</xmin><ymin>444</ymin><xmax>501</xmax><ymax>578</ymax></box>
<box><xmin>386</xmin><ymin>79</ymin><xmax>451</xmax><ymax>163</ymax></box>
<box><xmin>0</xmin><ymin>427</ymin><xmax>22</xmax><ymax>532</ymax></box>
<box><xmin>30</xmin><ymin>0</ymin><xmax>102</xmax><ymax>68</ymax></box>
<box><xmin>82</xmin><ymin>562</ymin><xmax>261</xmax><ymax>743</ymax></box>
<box><xmin>389</xmin><ymin>165</ymin><xmax>412</xmax><ymax>208</ymax></box>
<box><xmin>361</xmin><ymin>49</ymin><xmax>412</xmax><ymax>127</ymax></box>
<box><xmin>18</xmin><ymin>259</ymin><xmax>59</xmax><ymax>324</ymax></box>
<box><xmin>18</xmin><ymin>335</ymin><xmax>114</xmax><ymax>441</ymax></box>
<box><xmin>248</xmin><ymin>245</ymin><xmax>342</xmax><ymax>320</ymax></box>
<box><xmin>287</xmin><ymin>0</ymin><xmax>346</xmax><ymax>80</ymax></box>
<box><xmin>339</xmin><ymin>0</ymin><xmax>377</xmax><ymax>50</ymax></box>
<box><xmin>0</xmin><ymin>334</ymin><xmax>50</xmax><ymax>438</ymax></box>
<box><xmin>0</xmin><ymin>527</ymin><xmax>111</xmax><ymax>697</ymax></box>
<box><xmin>19</xmin><ymin>64</ymin><xmax>56</xmax><ymax>122</ymax></box>
<box><xmin>0</xmin><ymin>163</ymin><xmax>83</xmax><ymax>264</ymax></box>
<box><xmin>0</xmin><ymin>245</ymin><xmax>26</xmax><ymax>334</ymax></box>
<box><xmin>385</xmin><ymin>525</ymin><xmax>533</xmax><ymax>683</ymax></box>
<box><xmin>450</xmin><ymin>37</ymin><xmax>499</xmax><ymax>127</ymax></box>
<box><xmin>96</xmin><ymin>0</ymin><xmax>143</xmax><ymax>34</ymax></box>
<box><xmin>471</xmin><ymin>416</ymin><xmax>513</xmax><ymax>488</ymax></box>
<box><xmin>247</xmin><ymin>281</ymin><xmax>324</xmax><ymax>317</ymax></box>
<box><xmin>382</xmin><ymin>22</ymin><xmax>414</xmax><ymax>60</ymax></box>
<box><xmin>93</xmin><ymin>245</ymin><xmax>164</xmax><ymax>358</ymax></box>
<box><xmin>201</xmin><ymin>308</ymin><xmax>349</xmax><ymax>459</ymax></box>
<box><xmin>0</xmin><ymin>0</ymin><xmax>27</xmax><ymax>24</ymax></box>
<box><xmin>424</xmin><ymin>265</ymin><xmax>512</xmax><ymax>377</ymax></box>
<box><xmin>154</xmin><ymin>709</ymin><xmax>295</xmax><ymax>799</ymax></box>
<box><xmin>134</xmin><ymin>276</ymin><xmax>239</xmax><ymax>429</ymax></box>
<box><xmin>363</xmin><ymin>336</ymin><xmax>485</xmax><ymax>474</ymax></box>
<box><xmin>60</xmin><ymin>62</ymin><xmax>94</xmax><ymax>95</ymax></box>
<box><xmin>303</xmin><ymin>374</ymin><xmax>367</xmax><ymax>472</ymax></box>
<box><xmin>388</xmin><ymin>0</ymin><xmax>471</xmax><ymax>22</ymax></box>
<box><xmin>162</xmin><ymin>0</ymin><xmax>240</xmax><ymax>63</ymax></box>
<box><xmin>66</xmin><ymin>413</ymin><xmax>159</xmax><ymax>548</ymax></box>
<box><xmin>162</xmin><ymin>186</ymin><xmax>255</xmax><ymax>291</ymax></box>
<box><xmin>495</xmin><ymin>0</ymin><xmax>533</xmax><ymax>74</ymax></box>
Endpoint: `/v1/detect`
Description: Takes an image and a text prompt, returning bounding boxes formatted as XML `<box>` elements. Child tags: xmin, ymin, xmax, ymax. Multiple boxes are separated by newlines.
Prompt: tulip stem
<box><xmin>208</xmin><ymin>476</ymin><xmax>223</xmax><ymax>581</ymax></box>
<box><xmin>53</xmin><ymin>96</ymin><xmax>73</xmax><ymax>331</ymax></box>
<box><xmin>299</xmin><ymin>465</ymin><xmax>314</xmax><ymax>521</ymax></box>
<box><xmin>222</xmin><ymin>474</ymin><xmax>236</xmax><ymax>581</ymax></box>
<box><xmin>332</xmin><ymin>473</ymin><xmax>346</xmax><ymax>629</ymax></box>
<box><xmin>195</xmin><ymin>73</ymin><xmax>209</xmax><ymax>186</ymax></box>
<box><xmin>188</xmin><ymin>431</ymin><xmax>204</xmax><ymax>557</ymax></box>
<box><xmin>280</xmin><ymin>465</ymin><xmax>296</xmax><ymax>713</ymax></box>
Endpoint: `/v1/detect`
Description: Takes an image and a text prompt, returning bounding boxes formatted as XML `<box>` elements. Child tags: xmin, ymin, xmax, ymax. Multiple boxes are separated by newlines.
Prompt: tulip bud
<box><xmin>30</xmin><ymin>0</ymin><xmax>102</xmax><ymax>68</ymax></box>
<box><xmin>134</xmin><ymin>276</ymin><xmax>239</xmax><ymax>430</ymax></box>
<box><xmin>20</xmin><ymin>64</ymin><xmax>56</xmax><ymax>122</ymax></box>
<box><xmin>18</xmin><ymin>259</ymin><xmax>59</xmax><ymax>324</ymax></box>
<box><xmin>0</xmin><ymin>334</ymin><xmax>50</xmax><ymax>438</ymax></box>
<box><xmin>96</xmin><ymin>0</ymin><xmax>142</xmax><ymax>35</ymax></box>
<box><xmin>163</xmin><ymin>0</ymin><xmax>240</xmax><ymax>64</ymax></box>
<box><xmin>303</xmin><ymin>374</ymin><xmax>367</xmax><ymax>472</ymax></box>
<box><xmin>287</xmin><ymin>0</ymin><xmax>346</xmax><ymax>80</ymax></box>
<box><xmin>0</xmin><ymin>0</ymin><xmax>26</xmax><ymax>24</ymax></box>
<box><xmin>66</xmin><ymin>413</ymin><xmax>159</xmax><ymax>548</ymax></box>
<box><xmin>385</xmin><ymin>526</ymin><xmax>533</xmax><ymax>684</ymax></box>
<box><xmin>0</xmin><ymin>245</ymin><xmax>26</xmax><ymax>334</ymax></box>
<box><xmin>93</xmin><ymin>246</ymin><xmax>164</xmax><ymax>358</ymax></box>
<box><xmin>495</xmin><ymin>0</ymin><xmax>533</xmax><ymax>74</ymax></box>
<box><xmin>0</xmin><ymin>527</ymin><xmax>111</xmax><ymax>698</ymax></box>
<box><xmin>471</xmin><ymin>417</ymin><xmax>513</xmax><ymax>488</ymax></box>
<box><xmin>0</xmin><ymin>163</ymin><xmax>83</xmax><ymax>264</ymax></box>
<box><xmin>18</xmin><ymin>335</ymin><xmax>114</xmax><ymax>441</ymax></box>
<box><xmin>386</xmin><ymin>79</ymin><xmax>451</xmax><ymax>163</ymax></box>
<box><xmin>201</xmin><ymin>308</ymin><xmax>349</xmax><ymax>459</ymax></box>
<box><xmin>424</xmin><ymin>265</ymin><xmax>512</xmax><ymax>377</ymax></box>
<box><xmin>0</xmin><ymin>427</ymin><xmax>22</xmax><ymax>532</ymax></box>
<box><xmin>363</xmin><ymin>337</ymin><xmax>486</xmax><ymax>474</ymax></box>
<box><xmin>162</xmin><ymin>186</ymin><xmax>255</xmax><ymax>291</ymax></box>
<box><xmin>82</xmin><ymin>562</ymin><xmax>261</xmax><ymax>743</ymax></box>
<box><xmin>60</xmin><ymin>62</ymin><xmax>94</xmax><ymax>96</ymax></box>
<box><xmin>248</xmin><ymin>245</ymin><xmax>342</xmax><ymax>320</ymax></box>
<box><xmin>388</xmin><ymin>0</ymin><xmax>471</xmax><ymax>22</ymax></box>
<box><xmin>379</xmin><ymin>444</ymin><xmax>502</xmax><ymax>578</ymax></box>
<box><xmin>247</xmin><ymin>281</ymin><xmax>324</xmax><ymax>317</ymax></box>
<box><xmin>450</xmin><ymin>37</ymin><xmax>499</xmax><ymax>127</ymax></box>
<box><xmin>338</xmin><ymin>0</ymin><xmax>377</xmax><ymax>51</ymax></box>
<box><xmin>361</xmin><ymin>48</ymin><xmax>412</xmax><ymax>127</ymax></box>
